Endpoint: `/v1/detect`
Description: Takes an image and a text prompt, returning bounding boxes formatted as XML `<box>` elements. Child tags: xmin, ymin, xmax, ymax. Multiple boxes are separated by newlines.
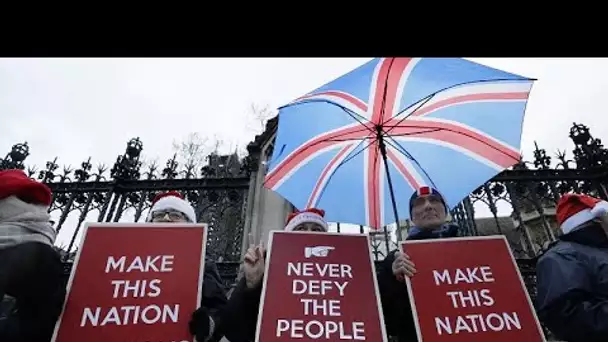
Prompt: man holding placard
<box><xmin>51</xmin><ymin>190</ymin><xmax>228</xmax><ymax>342</ymax></box>
<box><xmin>378</xmin><ymin>186</ymin><xmax>546</xmax><ymax>342</ymax></box>
<box><xmin>377</xmin><ymin>186</ymin><xmax>460</xmax><ymax>341</ymax></box>
<box><xmin>143</xmin><ymin>191</ymin><xmax>229</xmax><ymax>342</ymax></box>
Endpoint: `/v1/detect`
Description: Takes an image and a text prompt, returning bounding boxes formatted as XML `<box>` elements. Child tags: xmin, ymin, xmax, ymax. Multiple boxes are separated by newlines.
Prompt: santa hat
<box><xmin>557</xmin><ymin>193</ymin><xmax>608</xmax><ymax>234</ymax></box>
<box><xmin>0</xmin><ymin>169</ymin><xmax>52</xmax><ymax>206</ymax></box>
<box><xmin>146</xmin><ymin>191</ymin><xmax>197</xmax><ymax>223</ymax></box>
<box><xmin>284</xmin><ymin>208</ymin><xmax>328</xmax><ymax>232</ymax></box>
<box><xmin>409</xmin><ymin>186</ymin><xmax>448</xmax><ymax>217</ymax></box>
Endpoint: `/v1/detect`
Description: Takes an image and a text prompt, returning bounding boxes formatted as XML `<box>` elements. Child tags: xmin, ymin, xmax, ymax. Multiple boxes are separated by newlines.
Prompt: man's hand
<box><xmin>392</xmin><ymin>251</ymin><xmax>417</xmax><ymax>282</ymax></box>
<box><xmin>189</xmin><ymin>307</ymin><xmax>212</xmax><ymax>341</ymax></box>
<box><xmin>244</xmin><ymin>243</ymin><xmax>265</xmax><ymax>289</ymax></box>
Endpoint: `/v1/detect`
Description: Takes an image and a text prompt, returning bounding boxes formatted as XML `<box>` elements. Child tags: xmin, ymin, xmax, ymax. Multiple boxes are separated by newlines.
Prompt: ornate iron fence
<box><xmin>455</xmin><ymin>123</ymin><xmax>607</xmax><ymax>254</ymax></box>
<box><xmin>1</xmin><ymin>137</ymin><xmax>254</xmax><ymax>286</ymax></box>
<box><xmin>3</xmin><ymin>123</ymin><xmax>606</xmax><ymax>262</ymax></box>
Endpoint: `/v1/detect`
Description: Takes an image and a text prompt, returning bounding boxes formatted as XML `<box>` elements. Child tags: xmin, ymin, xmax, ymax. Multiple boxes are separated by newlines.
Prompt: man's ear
<box><xmin>444</xmin><ymin>212</ymin><xmax>452</xmax><ymax>223</ymax></box>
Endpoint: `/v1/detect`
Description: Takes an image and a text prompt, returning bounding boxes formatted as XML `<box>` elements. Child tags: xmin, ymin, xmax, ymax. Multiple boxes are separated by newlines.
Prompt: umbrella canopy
<box><xmin>264</xmin><ymin>57</ymin><xmax>535</xmax><ymax>231</ymax></box>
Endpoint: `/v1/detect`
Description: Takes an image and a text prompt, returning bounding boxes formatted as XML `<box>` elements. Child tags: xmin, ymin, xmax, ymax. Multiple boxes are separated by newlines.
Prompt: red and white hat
<box><xmin>409</xmin><ymin>186</ymin><xmax>448</xmax><ymax>217</ymax></box>
<box><xmin>146</xmin><ymin>191</ymin><xmax>196</xmax><ymax>223</ymax></box>
<box><xmin>0</xmin><ymin>169</ymin><xmax>52</xmax><ymax>206</ymax></box>
<box><xmin>284</xmin><ymin>208</ymin><xmax>328</xmax><ymax>232</ymax></box>
<box><xmin>557</xmin><ymin>193</ymin><xmax>608</xmax><ymax>234</ymax></box>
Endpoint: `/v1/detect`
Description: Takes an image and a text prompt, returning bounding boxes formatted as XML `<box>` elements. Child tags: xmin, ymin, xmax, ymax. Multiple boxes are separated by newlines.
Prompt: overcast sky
<box><xmin>1</xmin><ymin>58</ymin><xmax>606</xmax><ymax>246</ymax></box>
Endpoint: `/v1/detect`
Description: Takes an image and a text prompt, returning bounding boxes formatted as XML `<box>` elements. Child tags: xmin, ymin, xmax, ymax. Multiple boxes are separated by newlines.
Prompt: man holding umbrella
<box><xmin>377</xmin><ymin>186</ymin><xmax>460</xmax><ymax>341</ymax></box>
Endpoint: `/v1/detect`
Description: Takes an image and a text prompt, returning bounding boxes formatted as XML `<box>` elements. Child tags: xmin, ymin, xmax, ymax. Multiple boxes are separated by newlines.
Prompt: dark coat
<box><xmin>214</xmin><ymin>251</ymin><xmax>267</xmax><ymax>342</ymax></box>
<box><xmin>0</xmin><ymin>242</ymin><xmax>66</xmax><ymax>342</ymax></box>
<box><xmin>217</xmin><ymin>277</ymin><xmax>263</xmax><ymax>342</ymax></box>
<box><xmin>189</xmin><ymin>260</ymin><xmax>230</xmax><ymax>342</ymax></box>
<box><xmin>377</xmin><ymin>223</ymin><xmax>460</xmax><ymax>342</ymax></box>
<box><xmin>202</xmin><ymin>260</ymin><xmax>229</xmax><ymax>322</ymax></box>
<box><xmin>536</xmin><ymin>222</ymin><xmax>608</xmax><ymax>342</ymax></box>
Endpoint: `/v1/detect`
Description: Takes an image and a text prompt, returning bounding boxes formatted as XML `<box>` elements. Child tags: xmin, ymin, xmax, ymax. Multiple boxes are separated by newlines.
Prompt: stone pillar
<box><xmin>241</xmin><ymin>128</ymin><xmax>293</xmax><ymax>257</ymax></box>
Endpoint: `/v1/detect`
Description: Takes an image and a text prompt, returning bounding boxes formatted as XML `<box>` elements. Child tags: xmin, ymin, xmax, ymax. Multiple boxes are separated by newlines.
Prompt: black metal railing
<box><xmin>4</xmin><ymin>122</ymin><xmax>606</xmax><ymax>268</ymax></box>
<box><xmin>458</xmin><ymin>124</ymin><xmax>608</xmax><ymax>257</ymax></box>
<box><xmin>1</xmin><ymin>137</ymin><xmax>254</xmax><ymax>264</ymax></box>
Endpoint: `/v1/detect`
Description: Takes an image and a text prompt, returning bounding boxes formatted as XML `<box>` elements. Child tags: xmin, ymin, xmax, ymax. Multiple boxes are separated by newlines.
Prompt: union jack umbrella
<box><xmin>264</xmin><ymin>57</ymin><xmax>535</xmax><ymax>237</ymax></box>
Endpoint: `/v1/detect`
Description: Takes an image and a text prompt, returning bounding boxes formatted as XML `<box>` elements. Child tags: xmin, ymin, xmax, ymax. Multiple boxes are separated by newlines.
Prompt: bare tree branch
<box><xmin>171</xmin><ymin>132</ymin><xmax>226</xmax><ymax>171</ymax></box>
<box><xmin>247</xmin><ymin>103</ymin><xmax>275</xmax><ymax>134</ymax></box>
<box><xmin>168</xmin><ymin>104</ymin><xmax>273</xmax><ymax>174</ymax></box>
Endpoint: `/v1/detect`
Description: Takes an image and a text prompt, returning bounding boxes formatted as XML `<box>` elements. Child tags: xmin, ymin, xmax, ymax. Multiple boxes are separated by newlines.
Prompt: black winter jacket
<box><xmin>218</xmin><ymin>277</ymin><xmax>263</xmax><ymax>342</ymax></box>
<box><xmin>202</xmin><ymin>260</ymin><xmax>229</xmax><ymax>322</ymax></box>
<box><xmin>0</xmin><ymin>242</ymin><xmax>66</xmax><ymax>342</ymax></box>
<box><xmin>189</xmin><ymin>260</ymin><xmax>229</xmax><ymax>342</ymax></box>
<box><xmin>536</xmin><ymin>222</ymin><xmax>608</xmax><ymax>342</ymax></box>
<box><xmin>214</xmin><ymin>250</ymin><xmax>268</xmax><ymax>342</ymax></box>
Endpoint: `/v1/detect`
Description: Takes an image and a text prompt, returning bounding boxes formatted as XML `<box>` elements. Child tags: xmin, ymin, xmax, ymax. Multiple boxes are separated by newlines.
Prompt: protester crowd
<box><xmin>1</xmin><ymin>167</ymin><xmax>607</xmax><ymax>341</ymax></box>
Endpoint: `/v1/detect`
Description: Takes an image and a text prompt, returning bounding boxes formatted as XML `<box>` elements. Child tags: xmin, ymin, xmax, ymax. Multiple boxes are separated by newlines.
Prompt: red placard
<box><xmin>51</xmin><ymin>223</ymin><xmax>207</xmax><ymax>342</ymax></box>
<box><xmin>403</xmin><ymin>236</ymin><xmax>546</xmax><ymax>342</ymax></box>
<box><xmin>256</xmin><ymin>231</ymin><xmax>388</xmax><ymax>342</ymax></box>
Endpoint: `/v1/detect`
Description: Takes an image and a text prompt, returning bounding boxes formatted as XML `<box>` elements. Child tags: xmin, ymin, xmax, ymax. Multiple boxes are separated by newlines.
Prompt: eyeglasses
<box><xmin>151</xmin><ymin>210</ymin><xmax>187</xmax><ymax>222</ymax></box>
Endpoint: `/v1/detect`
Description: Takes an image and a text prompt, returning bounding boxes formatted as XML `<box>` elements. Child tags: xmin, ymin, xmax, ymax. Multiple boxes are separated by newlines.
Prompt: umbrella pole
<box><xmin>378</xmin><ymin>137</ymin><xmax>404</xmax><ymax>247</ymax></box>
